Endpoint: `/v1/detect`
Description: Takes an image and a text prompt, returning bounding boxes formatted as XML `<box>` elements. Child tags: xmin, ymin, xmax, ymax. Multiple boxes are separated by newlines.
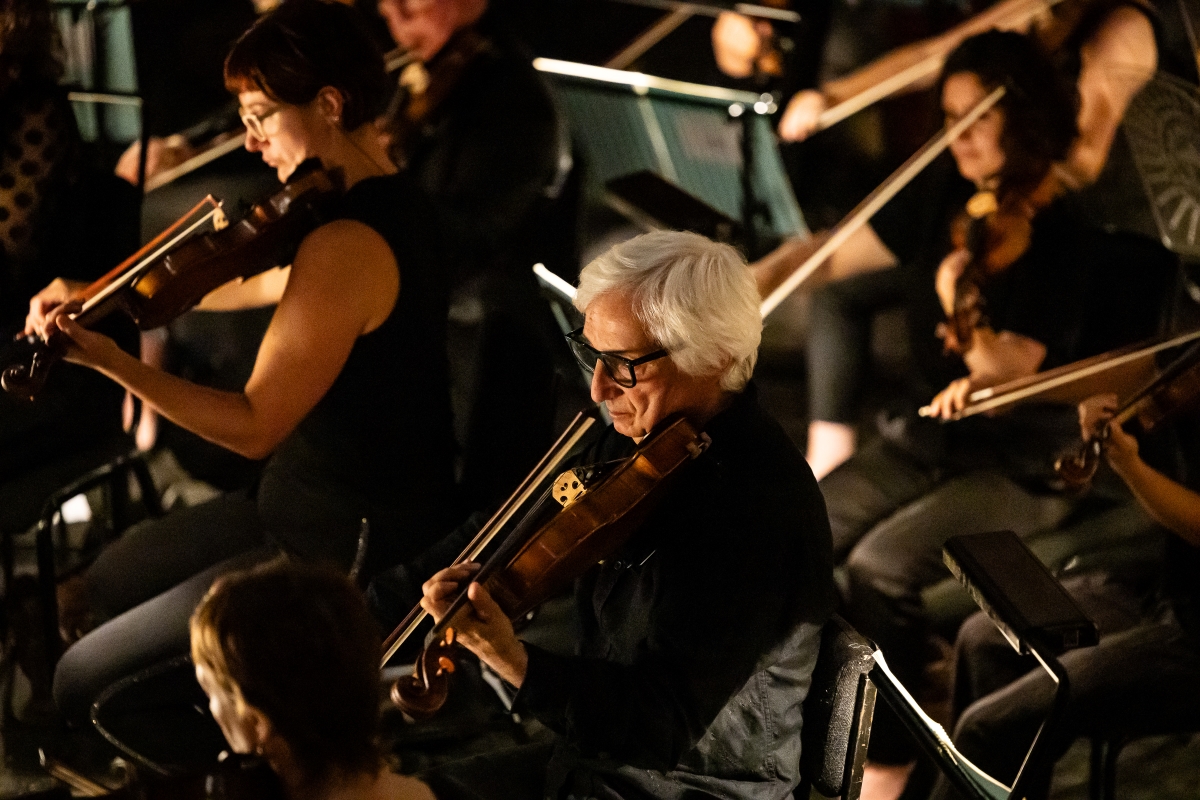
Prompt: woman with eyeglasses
<box><xmin>23</xmin><ymin>0</ymin><xmax>459</xmax><ymax>722</ymax></box>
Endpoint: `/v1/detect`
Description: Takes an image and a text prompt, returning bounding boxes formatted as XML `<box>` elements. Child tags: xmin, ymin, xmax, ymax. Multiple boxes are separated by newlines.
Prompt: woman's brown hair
<box><xmin>191</xmin><ymin>558</ymin><xmax>382</xmax><ymax>780</ymax></box>
<box><xmin>939</xmin><ymin>30</ymin><xmax>1079</xmax><ymax>195</ymax></box>
<box><xmin>224</xmin><ymin>0</ymin><xmax>388</xmax><ymax>131</ymax></box>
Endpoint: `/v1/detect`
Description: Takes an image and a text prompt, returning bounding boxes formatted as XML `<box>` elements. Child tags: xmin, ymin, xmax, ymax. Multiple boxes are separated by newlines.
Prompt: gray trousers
<box><xmin>820</xmin><ymin>437</ymin><xmax>1080</xmax><ymax>762</ymax></box>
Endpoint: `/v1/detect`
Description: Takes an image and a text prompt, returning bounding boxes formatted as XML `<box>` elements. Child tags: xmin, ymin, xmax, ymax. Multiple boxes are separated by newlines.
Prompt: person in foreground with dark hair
<box><xmin>930</xmin><ymin>392</ymin><xmax>1200</xmax><ymax>800</ymax></box>
<box><xmin>24</xmin><ymin>0</ymin><xmax>457</xmax><ymax>720</ymax></box>
<box><xmin>754</xmin><ymin>30</ymin><xmax>1176</xmax><ymax>797</ymax></box>
<box><xmin>191</xmin><ymin>559</ymin><xmax>436</xmax><ymax>800</ymax></box>
<box><xmin>374</xmin><ymin>230</ymin><xmax>836</xmax><ymax>800</ymax></box>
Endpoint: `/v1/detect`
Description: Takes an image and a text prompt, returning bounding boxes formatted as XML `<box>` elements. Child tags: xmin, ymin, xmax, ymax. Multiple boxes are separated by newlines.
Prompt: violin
<box><xmin>2</xmin><ymin>161</ymin><xmax>342</xmax><ymax>402</ymax></box>
<box><xmin>939</xmin><ymin>168</ymin><xmax>1065</xmax><ymax>354</ymax></box>
<box><xmin>384</xmin><ymin>27</ymin><xmax>490</xmax><ymax>169</ymax></box>
<box><xmin>387</xmin><ymin>413</ymin><xmax>711</xmax><ymax>719</ymax></box>
<box><xmin>1055</xmin><ymin>342</ymin><xmax>1200</xmax><ymax>490</ymax></box>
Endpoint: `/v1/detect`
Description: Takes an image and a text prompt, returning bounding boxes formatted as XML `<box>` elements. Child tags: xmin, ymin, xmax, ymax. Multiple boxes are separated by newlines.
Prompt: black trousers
<box><xmin>422</xmin><ymin>742</ymin><xmax>555</xmax><ymax>800</ymax></box>
<box><xmin>806</xmin><ymin>267</ymin><xmax>906</xmax><ymax>424</ymax></box>
<box><xmin>930</xmin><ymin>574</ymin><xmax>1200</xmax><ymax>800</ymax></box>
<box><xmin>52</xmin><ymin>492</ymin><xmax>281</xmax><ymax>721</ymax></box>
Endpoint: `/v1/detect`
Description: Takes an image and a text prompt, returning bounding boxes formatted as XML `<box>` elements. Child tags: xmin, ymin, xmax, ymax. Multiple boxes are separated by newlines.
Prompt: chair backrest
<box><xmin>800</xmin><ymin>615</ymin><xmax>878</xmax><ymax>799</ymax></box>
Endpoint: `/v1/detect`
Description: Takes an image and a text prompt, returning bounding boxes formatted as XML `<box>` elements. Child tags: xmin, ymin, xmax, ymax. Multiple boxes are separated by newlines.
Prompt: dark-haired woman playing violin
<box><xmin>24</xmin><ymin>0</ymin><xmax>457</xmax><ymax>721</ymax></box>
<box><xmin>791</xmin><ymin>30</ymin><xmax>1177</xmax><ymax>787</ymax></box>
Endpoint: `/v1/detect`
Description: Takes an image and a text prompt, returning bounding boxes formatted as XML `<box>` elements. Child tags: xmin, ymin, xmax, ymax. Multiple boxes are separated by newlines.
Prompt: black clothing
<box><xmin>821</xmin><ymin>155</ymin><xmax>1176</xmax><ymax>763</ymax></box>
<box><xmin>0</xmin><ymin>78</ymin><xmax>139</xmax><ymax>529</ymax></box>
<box><xmin>933</xmin><ymin>574</ymin><xmax>1200</xmax><ymax>800</ymax></box>
<box><xmin>403</xmin><ymin>15</ymin><xmax>560</xmax><ymax>289</ymax></box>
<box><xmin>407</xmin><ymin>387</ymin><xmax>836</xmax><ymax>800</ymax></box>
<box><xmin>398</xmin><ymin>15</ymin><xmax>566</xmax><ymax>512</ymax></box>
<box><xmin>53</xmin><ymin>172</ymin><xmax>456</xmax><ymax>720</ymax></box>
<box><xmin>258</xmin><ymin>172</ymin><xmax>457</xmax><ymax>571</ymax></box>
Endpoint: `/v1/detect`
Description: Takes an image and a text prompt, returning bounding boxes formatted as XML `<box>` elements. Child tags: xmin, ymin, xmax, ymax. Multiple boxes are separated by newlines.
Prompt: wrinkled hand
<box><xmin>778</xmin><ymin>90</ymin><xmax>828</xmax><ymax>142</ymax></box>
<box><xmin>25</xmin><ymin>278</ymin><xmax>87</xmax><ymax>340</ymax></box>
<box><xmin>420</xmin><ymin>563</ymin><xmax>527</xmax><ymax>687</ymax></box>
<box><xmin>935</xmin><ymin>248</ymin><xmax>971</xmax><ymax>317</ymax></box>
<box><xmin>926</xmin><ymin>377</ymin><xmax>973</xmax><ymax>420</ymax></box>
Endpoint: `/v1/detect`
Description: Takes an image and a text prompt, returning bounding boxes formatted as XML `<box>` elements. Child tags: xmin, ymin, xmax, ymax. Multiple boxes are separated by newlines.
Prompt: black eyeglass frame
<box><xmin>565</xmin><ymin>327</ymin><xmax>669</xmax><ymax>388</ymax></box>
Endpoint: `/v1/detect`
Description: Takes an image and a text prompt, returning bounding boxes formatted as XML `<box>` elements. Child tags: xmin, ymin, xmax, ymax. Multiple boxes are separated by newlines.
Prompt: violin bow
<box><xmin>380</xmin><ymin>408</ymin><xmax>603</xmax><ymax>667</ymax></box>
<box><xmin>920</xmin><ymin>328</ymin><xmax>1200</xmax><ymax>420</ymax></box>
<box><xmin>759</xmin><ymin>85</ymin><xmax>1006</xmax><ymax>317</ymax></box>
<box><xmin>813</xmin><ymin>0</ymin><xmax>1064</xmax><ymax>135</ymax></box>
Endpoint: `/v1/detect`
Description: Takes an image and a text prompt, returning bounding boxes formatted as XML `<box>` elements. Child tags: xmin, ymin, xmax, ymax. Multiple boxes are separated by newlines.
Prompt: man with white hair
<box><xmin>373</xmin><ymin>231</ymin><xmax>836</xmax><ymax>800</ymax></box>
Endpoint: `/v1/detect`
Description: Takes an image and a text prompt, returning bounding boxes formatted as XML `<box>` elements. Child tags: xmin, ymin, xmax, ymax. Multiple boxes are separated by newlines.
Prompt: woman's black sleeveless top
<box><xmin>256</xmin><ymin>172</ymin><xmax>457</xmax><ymax>569</ymax></box>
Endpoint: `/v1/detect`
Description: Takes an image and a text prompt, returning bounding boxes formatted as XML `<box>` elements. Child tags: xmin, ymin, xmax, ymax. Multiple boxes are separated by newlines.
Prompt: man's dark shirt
<box><xmin>377</xmin><ymin>386</ymin><xmax>835</xmax><ymax>799</ymax></box>
<box><xmin>403</xmin><ymin>13</ymin><xmax>561</xmax><ymax>290</ymax></box>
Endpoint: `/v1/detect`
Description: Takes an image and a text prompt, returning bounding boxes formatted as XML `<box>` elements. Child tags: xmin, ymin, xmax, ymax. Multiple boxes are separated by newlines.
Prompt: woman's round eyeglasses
<box><xmin>239</xmin><ymin>104</ymin><xmax>282</xmax><ymax>142</ymax></box>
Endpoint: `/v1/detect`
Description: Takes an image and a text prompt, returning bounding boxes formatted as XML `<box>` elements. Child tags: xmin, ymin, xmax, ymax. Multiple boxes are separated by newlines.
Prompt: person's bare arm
<box><xmin>47</xmin><ymin>220</ymin><xmax>398</xmax><ymax>459</ymax></box>
<box><xmin>1078</xmin><ymin>396</ymin><xmax>1200</xmax><ymax>546</ymax></box>
<box><xmin>1060</xmin><ymin>6</ymin><xmax>1157</xmax><ymax>187</ymax></box>
<box><xmin>925</xmin><ymin>327</ymin><xmax>1047</xmax><ymax>418</ymax></box>
<box><xmin>749</xmin><ymin>223</ymin><xmax>898</xmax><ymax>299</ymax></box>
<box><xmin>196</xmin><ymin>266</ymin><xmax>291</xmax><ymax>310</ymax></box>
<box><xmin>780</xmin><ymin>0</ymin><xmax>1044</xmax><ymax>141</ymax></box>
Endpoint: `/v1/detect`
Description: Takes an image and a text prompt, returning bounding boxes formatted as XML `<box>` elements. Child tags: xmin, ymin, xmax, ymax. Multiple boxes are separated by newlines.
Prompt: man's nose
<box><xmin>590</xmin><ymin>362</ymin><xmax>620</xmax><ymax>403</ymax></box>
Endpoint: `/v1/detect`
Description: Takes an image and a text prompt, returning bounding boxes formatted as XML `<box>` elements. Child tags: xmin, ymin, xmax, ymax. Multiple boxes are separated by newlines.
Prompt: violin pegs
<box><xmin>444</xmin><ymin>627</ymin><xmax>456</xmax><ymax>646</ymax></box>
<box><xmin>437</xmin><ymin>656</ymin><xmax>455</xmax><ymax>674</ymax></box>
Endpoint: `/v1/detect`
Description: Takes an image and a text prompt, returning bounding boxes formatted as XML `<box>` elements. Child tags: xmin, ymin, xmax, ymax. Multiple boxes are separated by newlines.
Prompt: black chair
<box><xmin>797</xmin><ymin>615</ymin><xmax>878</xmax><ymax>800</ymax></box>
<box><xmin>27</xmin><ymin>450</ymin><xmax>164</xmax><ymax>675</ymax></box>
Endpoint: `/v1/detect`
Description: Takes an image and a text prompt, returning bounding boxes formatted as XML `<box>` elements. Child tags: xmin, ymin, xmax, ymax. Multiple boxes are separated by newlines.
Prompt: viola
<box><xmin>387</xmin><ymin>413</ymin><xmax>711</xmax><ymax>719</ymax></box>
<box><xmin>2</xmin><ymin>161</ymin><xmax>342</xmax><ymax>402</ymax></box>
<box><xmin>939</xmin><ymin>168</ymin><xmax>1065</xmax><ymax>354</ymax></box>
<box><xmin>1056</xmin><ymin>341</ymin><xmax>1200</xmax><ymax>490</ymax></box>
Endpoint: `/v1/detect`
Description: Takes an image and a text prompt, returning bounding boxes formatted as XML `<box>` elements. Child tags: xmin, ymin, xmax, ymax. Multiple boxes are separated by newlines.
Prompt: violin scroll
<box><xmin>1</xmin><ymin>335</ymin><xmax>59</xmax><ymax>402</ymax></box>
<box><xmin>1053</xmin><ymin>436</ymin><xmax>1103</xmax><ymax>491</ymax></box>
<box><xmin>390</xmin><ymin>628</ymin><xmax>457</xmax><ymax>720</ymax></box>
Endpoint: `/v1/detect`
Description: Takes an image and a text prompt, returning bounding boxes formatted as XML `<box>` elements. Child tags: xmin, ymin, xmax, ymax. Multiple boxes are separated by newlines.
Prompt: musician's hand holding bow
<box><xmin>1077</xmin><ymin>393</ymin><xmax>1139</xmax><ymax>477</ymax></box>
<box><xmin>778</xmin><ymin>90</ymin><xmax>828</xmax><ymax>142</ymax></box>
<box><xmin>24</xmin><ymin>278</ymin><xmax>87</xmax><ymax>341</ymax></box>
<box><xmin>926</xmin><ymin>377</ymin><xmax>973</xmax><ymax>420</ymax></box>
<box><xmin>421</xmin><ymin>563</ymin><xmax>528</xmax><ymax>688</ymax></box>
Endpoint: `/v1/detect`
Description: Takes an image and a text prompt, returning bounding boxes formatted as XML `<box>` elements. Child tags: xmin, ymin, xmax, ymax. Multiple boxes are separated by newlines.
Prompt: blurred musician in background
<box><xmin>757</xmin><ymin>30</ymin><xmax>1175</xmax><ymax>796</ymax></box>
<box><xmin>0</xmin><ymin>0</ymin><xmax>139</xmax><ymax>561</ymax></box>
<box><xmin>191</xmin><ymin>559</ymin><xmax>436</xmax><ymax>800</ymax></box>
<box><xmin>932</xmin><ymin>391</ymin><xmax>1200</xmax><ymax>800</ymax></box>
<box><xmin>763</xmin><ymin>0</ymin><xmax>1158</xmax><ymax>477</ymax></box>
<box><xmin>24</xmin><ymin>0</ymin><xmax>459</xmax><ymax>722</ymax></box>
<box><xmin>377</xmin><ymin>0</ymin><xmax>566</xmax><ymax>511</ymax></box>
